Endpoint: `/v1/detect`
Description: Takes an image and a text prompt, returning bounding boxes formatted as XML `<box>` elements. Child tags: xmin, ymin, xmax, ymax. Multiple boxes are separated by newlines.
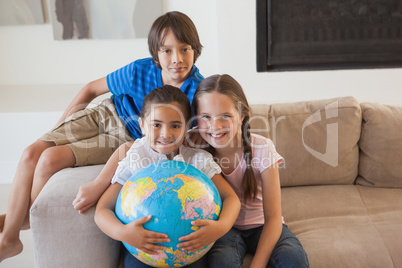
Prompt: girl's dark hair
<box><xmin>141</xmin><ymin>85</ymin><xmax>191</xmax><ymax>123</ymax></box>
<box><xmin>148</xmin><ymin>11</ymin><xmax>203</xmax><ymax>69</ymax></box>
<box><xmin>192</xmin><ymin>74</ymin><xmax>256</xmax><ymax>202</ymax></box>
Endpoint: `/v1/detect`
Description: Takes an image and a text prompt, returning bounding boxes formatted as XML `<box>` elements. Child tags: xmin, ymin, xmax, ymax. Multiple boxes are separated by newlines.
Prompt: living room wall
<box><xmin>0</xmin><ymin>0</ymin><xmax>401</xmax><ymax>183</ymax></box>
<box><xmin>1</xmin><ymin>0</ymin><xmax>401</xmax><ymax>105</ymax></box>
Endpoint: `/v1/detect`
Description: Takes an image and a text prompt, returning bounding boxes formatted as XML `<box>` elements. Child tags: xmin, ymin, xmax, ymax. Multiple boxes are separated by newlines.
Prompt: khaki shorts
<box><xmin>40</xmin><ymin>98</ymin><xmax>134</xmax><ymax>166</ymax></box>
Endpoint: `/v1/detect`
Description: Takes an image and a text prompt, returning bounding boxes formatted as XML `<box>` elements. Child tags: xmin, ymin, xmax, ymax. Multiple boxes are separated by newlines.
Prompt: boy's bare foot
<box><xmin>0</xmin><ymin>214</ymin><xmax>5</xmax><ymax>232</ymax></box>
<box><xmin>0</xmin><ymin>236</ymin><xmax>23</xmax><ymax>263</ymax></box>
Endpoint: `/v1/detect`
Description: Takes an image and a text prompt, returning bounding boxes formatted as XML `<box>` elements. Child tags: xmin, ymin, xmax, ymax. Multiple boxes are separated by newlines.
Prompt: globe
<box><xmin>115</xmin><ymin>160</ymin><xmax>222</xmax><ymax>267</ymax></box>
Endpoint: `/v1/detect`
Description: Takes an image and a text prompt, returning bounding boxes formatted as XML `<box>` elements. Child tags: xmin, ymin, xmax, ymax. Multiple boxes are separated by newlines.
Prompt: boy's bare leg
<box><xmin>30</xmin><ymin>145</ymin><xmax>76</xmax><ymax>205</ymax></box>
<box><xmin>13</xmin><ymin>145</ymin><xmax>76</xmax><ymax>231</ymax></box>
<box><xmin>0</xmin><ymin>140</ymin><xmax>54</xmax><ymax>262</ymax></box>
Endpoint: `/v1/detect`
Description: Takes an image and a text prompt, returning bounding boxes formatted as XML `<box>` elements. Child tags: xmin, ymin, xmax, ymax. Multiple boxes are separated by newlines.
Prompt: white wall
<box><xmin>1</xmin><ymin>0</ymin><xmax>402</xmax><ymax>183</ymax></box>
<box><xmin>1</xmin><ymin>0</ymin><xmax>401</xmax><ymax>104</ymax></box>
<box><xmin>0</xmin><ymin>0</ymin><xmax>220</xmax><ymax>86</ymax></box>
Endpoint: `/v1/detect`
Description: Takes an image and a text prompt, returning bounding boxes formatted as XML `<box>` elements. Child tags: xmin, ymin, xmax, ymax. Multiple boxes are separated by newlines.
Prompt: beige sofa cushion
<box><xmin>357</xmin><ymin>103</ymin><xmax>402</xmax><ymax>188</ymax></box>
<box><xmin>281</xmin><ymin>185</ymin><xmax>402</xmax><ymax>268</ymax></box>
<box><xmin>251</xmin><ymin>96</ymin><xmax>361</xmax><ymax>187</ymax></box>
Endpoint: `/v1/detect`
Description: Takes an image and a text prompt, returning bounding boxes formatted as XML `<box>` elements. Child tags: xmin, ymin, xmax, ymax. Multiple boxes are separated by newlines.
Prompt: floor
<box><xmin>0</xmin><ymin>184</ymin><xmax>35</xmax><ymax>268</ymax></box>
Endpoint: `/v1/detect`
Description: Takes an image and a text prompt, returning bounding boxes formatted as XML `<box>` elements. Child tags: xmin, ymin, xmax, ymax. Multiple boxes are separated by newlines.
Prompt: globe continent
<box><xmin>115</xmin><ymin>160</ymin><xmax>222</xmax><ymax>267</ymax></box>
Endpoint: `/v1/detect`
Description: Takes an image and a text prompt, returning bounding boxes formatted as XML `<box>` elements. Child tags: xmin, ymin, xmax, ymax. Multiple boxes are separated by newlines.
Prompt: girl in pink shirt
<box><xmin>192</xmin><ymin>74</ymin><xmax>309</xmax><ymax>268</ymax></box>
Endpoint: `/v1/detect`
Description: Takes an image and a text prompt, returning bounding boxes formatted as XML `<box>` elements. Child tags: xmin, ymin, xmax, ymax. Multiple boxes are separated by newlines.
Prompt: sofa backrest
<box><xmin>357</xmin><ymin>103</ymin><xmax>402</xmax><ymax>188</ymax></box>
<box><xmin>250</xmin><ymin>96</ymin><xmax>361</xmax><ymax>187</ymax></box>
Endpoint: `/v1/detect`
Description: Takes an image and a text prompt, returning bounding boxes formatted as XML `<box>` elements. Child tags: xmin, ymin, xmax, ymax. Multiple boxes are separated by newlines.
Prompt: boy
<box><xmin>0</xmin><ymin>11</ymin><xmax>203</xmax><ymax>262</ymax></box>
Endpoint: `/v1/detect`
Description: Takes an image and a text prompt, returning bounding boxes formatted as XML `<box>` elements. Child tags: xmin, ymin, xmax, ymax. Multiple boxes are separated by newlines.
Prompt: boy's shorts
<box><xmin>40</xmin><ymin>98</ymin><xmax>134</xmax><ymax>166</ymax></box>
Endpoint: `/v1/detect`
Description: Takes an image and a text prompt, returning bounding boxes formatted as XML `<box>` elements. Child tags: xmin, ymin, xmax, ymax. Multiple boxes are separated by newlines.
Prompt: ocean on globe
<box><xmin>115</xmin><ymin>160</ymin><xmax>222</xmax><ymax>267</ymax></box>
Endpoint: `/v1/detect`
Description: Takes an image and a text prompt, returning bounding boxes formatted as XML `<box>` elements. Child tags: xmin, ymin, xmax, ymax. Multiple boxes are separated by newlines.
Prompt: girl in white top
<box><xmin>94</xmin><ymin>85</ymin><xmax>240</xmax><ymax>268</ymax></box>
<box><xmin>191</xmin><ymin>74</ymin><xmax>309</xmax><ymax>268</ymax></box>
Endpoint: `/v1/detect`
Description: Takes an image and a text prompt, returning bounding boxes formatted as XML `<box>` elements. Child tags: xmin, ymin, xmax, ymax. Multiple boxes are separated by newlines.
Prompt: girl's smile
<box><xmin>209</xmin><ymin>132</ymin><xmax>226</xmax><ymax>138</ymax></box>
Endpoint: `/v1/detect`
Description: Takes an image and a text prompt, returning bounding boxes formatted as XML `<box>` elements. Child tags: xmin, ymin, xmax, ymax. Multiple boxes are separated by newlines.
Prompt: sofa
<box><xmin>30</xmin><ymin>96</ymin><xmax>402</xmax><ymax>267</ymax></box>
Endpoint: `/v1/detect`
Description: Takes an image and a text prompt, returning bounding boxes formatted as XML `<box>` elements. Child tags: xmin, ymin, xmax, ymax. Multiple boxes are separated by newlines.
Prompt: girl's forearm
<box><xmin>94</xmin><ymin>183</ymin><xmax>126</xmax><ymax>242</ymax></box>
<box><xmin>217</xmin><ymin>195</ymin><xmax>241</xmax><ymax>235</ymax></box>
<box><xmin>95</xmin><ymin>208</ymin><xmax>126</xmax><ymax>242</ymax></box>
<box><xmin>249</xmin><ymin>218</ymin><xmax>282</xmax><ymax>268</ymax></box>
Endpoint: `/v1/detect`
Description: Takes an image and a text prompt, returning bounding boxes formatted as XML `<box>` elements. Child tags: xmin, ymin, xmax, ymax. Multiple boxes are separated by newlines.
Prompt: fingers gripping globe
<box><xmin>115</xmin><ymin>160</ymin><xmax>222</xmax><ymax>267</ymax></box>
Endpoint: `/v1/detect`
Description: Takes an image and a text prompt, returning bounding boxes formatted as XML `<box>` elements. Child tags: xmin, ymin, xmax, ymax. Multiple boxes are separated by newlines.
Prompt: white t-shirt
<box><xmin>111</xmin><ymin>137</ymin><xmax>222</xmax><ymax>185</ymax></box>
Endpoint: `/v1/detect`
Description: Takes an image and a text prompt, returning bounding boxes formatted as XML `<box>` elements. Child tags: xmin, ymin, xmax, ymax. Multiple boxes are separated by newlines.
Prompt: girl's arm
<box><xmin>56</xmin><ymin>77</ymin><xmax>110</xmax><ymax>125</ymax></box>
<box><xmin>249</xmin><ymin>164</ymin><xmax>283</xmax><ymax>268</ymax></box>
<box><xmin>73</xmin><ymin>141</ymin><xmax>133</xmax><ymax>213</ymax></box>
<box><xmin>177</xmin><ymin>174</ymin><xmax>240</xmax><ymax>252</ymax></box>
<box><xmin>94</xmin><ymin>183</ymin><xmax>170</xmax><ymax>255</ymax></box>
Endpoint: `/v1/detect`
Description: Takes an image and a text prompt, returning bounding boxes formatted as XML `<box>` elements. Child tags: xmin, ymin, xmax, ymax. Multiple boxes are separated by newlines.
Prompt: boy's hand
<box><xmin>73</xmin><ymin>181</ymin><xmax>105</xmax><ymax>214</ymax></box>
<box><xmin>124</xmin><ymin>215</ymin><xmax>170</xmax><ymax>255</ymax></box>
<box><xmin>177</xmin><ymin>219</ymin><xmax>222</xmax><ymax>252</ymax></box>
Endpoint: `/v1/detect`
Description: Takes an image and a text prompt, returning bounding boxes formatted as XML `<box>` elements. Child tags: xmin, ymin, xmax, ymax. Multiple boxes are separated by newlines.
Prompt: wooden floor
<box><xmin>0</xmin><ymin>184</ymin><xmax>35</xmax><ymax>268</ymax></box>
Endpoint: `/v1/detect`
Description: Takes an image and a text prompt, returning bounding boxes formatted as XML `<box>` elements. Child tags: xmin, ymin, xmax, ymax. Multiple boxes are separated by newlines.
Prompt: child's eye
<box><xmin>172</xmin><ymin>124</ymin><xmax>181</xmax><ymax>129</ymax></box>
<box><xmin>201</xmin><ymin>115</ymin><xmax>211</xmax><ymax>119</ymax></box>
<box><xmin>221</xmin><ymin>115</ymin><xmax>231</xmax><ymax>119</ymax></box>
<box><xmin>161</xmin><ymin>48</ymin><xmax>170</xmax><ymax>53</ymax></box>
<box><xmin>152</xmin><ymin>123</ymin><xmax>161</xmax><ymax>128</ymax></box>
<box><xmin>182</xmin><ymin>47</ymin><xmax>191</xmax><ymax>52</ymax></box>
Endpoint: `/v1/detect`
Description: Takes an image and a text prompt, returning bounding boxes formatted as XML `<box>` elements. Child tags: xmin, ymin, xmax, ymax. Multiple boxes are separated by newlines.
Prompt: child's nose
<box><xmin>160</xmin><ymin>127</ymin><xmax>172</xmax><ymax>138</ymax></box>
<box><xmin>211</xmin><ymin>117</ymin><xmax>223</xmax><ymax>130</ymax></box>
<box><xmin>172</xmin><ymin>51</ymin><xmax>183</xmax><ymax>63</ymax></box>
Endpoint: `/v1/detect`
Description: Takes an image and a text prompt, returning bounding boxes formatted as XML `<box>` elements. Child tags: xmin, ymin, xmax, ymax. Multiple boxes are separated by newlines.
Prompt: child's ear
<box><xmin>138</xmin><ymin>118</ymin><xmax>146</xmax><ymax>136</ymax></box>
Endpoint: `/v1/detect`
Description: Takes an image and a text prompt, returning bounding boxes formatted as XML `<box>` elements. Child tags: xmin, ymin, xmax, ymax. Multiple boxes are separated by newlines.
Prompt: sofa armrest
<box><xmin>30</xmin><ymin>165</ymin><xmax>121</xmax><ymax>268</ymax></box>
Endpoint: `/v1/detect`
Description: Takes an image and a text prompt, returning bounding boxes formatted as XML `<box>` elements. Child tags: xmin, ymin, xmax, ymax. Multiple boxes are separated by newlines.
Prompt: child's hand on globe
<box><xmin>177</xmin><ymin>219</ymin><xmax>224</xmax><ymax>252</ymax></box>
<box><xmin>124</xmin><ymin>215</ymin><xmax>170</xmax><ymax>255</ymax></box>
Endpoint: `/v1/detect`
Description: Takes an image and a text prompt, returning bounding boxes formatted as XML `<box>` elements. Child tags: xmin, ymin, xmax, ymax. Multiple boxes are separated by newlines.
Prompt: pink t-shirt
<box><xmin>221</xmin><ymin>134</ymin><xmax>283</xmax><ymax>230</ymax></box>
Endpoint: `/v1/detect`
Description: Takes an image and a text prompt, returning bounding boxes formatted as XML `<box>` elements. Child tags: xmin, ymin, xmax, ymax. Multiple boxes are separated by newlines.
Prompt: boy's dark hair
<box><xmin>141</xmin><ymin>85</ymin><xmax>191</xmax><ymax>123</ymax></box>
<box><xmin>148</xmin><ymin>11</ymin><xmax>203</xmax><ymax>69</ymax></box>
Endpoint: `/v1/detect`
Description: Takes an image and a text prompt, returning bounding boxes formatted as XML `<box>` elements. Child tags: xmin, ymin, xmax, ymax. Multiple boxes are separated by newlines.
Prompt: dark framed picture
<box><xmin>256</xmin><ymin>0</ymin><xmax>402</xmax><ymax>72</ymax></box>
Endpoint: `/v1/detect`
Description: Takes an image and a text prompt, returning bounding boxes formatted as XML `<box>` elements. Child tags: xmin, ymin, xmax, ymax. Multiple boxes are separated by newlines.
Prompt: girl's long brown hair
<box><xmin>192</xmin><ymin>74</ymin><xmax>257</xmax><ymax>202</ymax></box>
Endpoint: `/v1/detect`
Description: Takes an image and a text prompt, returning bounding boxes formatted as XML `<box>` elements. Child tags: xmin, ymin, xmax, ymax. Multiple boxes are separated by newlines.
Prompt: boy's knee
<box><xmin>43</xmin><ymin>145</ymin><xmax>62</xmax><ymax>160</ymax></box>
<box><xmin>21</xmin><ymin>143</ymin><xmax>46</xmax><ymax>166</ymax></box>
<box><xmin>35</xmin><ymin>151</ymin><xmax>56</xmax><ymax>175</ymax></box>
<box><xmin>36</xmin><ymin>146</ymin><xmax>72</xmax><ymax>172</ymax></box>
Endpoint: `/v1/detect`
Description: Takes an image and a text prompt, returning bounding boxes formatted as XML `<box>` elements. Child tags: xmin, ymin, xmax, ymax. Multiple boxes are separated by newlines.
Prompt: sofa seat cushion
<box><xmin>281</xmin><ymin>185</ymin><xmax>402</xmax><ymax>268</ymax></box>
<box><xmin>358</xmin><ymin>103</ymin><xmax>402</xmax><ymax>188</ymax></box>
<box><xmin>251</xmin><ymin>96</ymin><xmax>361</xmax><ymax>187</ymax></box>
<box><xmin>356</xmin><ymin>186</ymin><xmax>402</xmax><ymax>265</ymax></box>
